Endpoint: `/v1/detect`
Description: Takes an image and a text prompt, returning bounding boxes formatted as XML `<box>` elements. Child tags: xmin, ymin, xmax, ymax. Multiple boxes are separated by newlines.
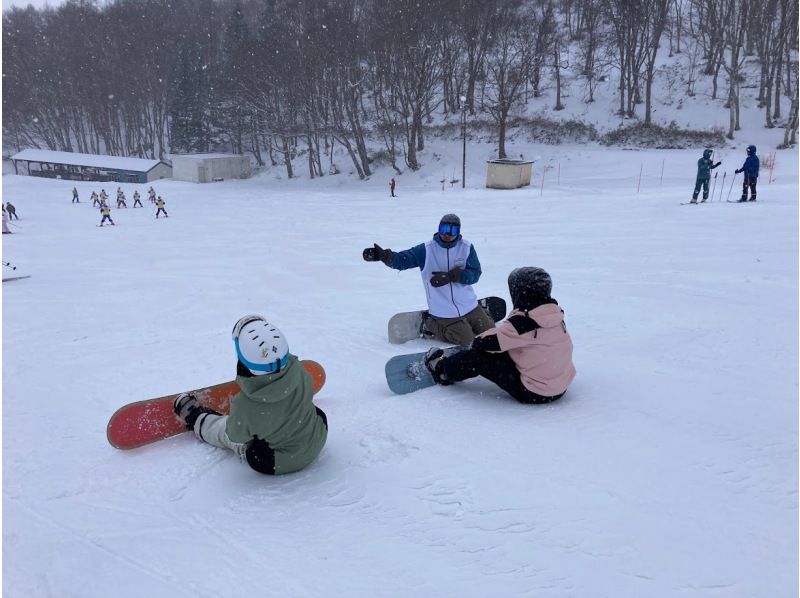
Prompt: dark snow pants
<box><xmin>439</xmin><ymin>348</ymin><xmax>565</xmax><ymax>404</ymax></box>
<box><xmin>692</xmin><ymin>177</ymin><xmax>710</xmax><ymax>201</ymax></box>
<box><xmin>741</xmin><ymin>176</ymin><xmax>757</xmax><ymax>200</ymax></box>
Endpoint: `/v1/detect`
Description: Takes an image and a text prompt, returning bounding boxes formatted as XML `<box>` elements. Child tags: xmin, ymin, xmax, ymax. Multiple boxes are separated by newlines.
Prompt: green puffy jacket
<box><xmin>696</xmin><ymin>150</ymin><xmax>720</xmax><ymax>180</ymax></box>
<box><xmin>226</xmin><ymin>355</ymin><xmax>327</xmax><ymax>474</ymax></box>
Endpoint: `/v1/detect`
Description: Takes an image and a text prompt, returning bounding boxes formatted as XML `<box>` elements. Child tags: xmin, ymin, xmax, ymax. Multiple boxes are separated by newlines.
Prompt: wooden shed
<box><xmin>485</xmin><ymin>159</ymin><xmax>534</xmax><ymax>189</ymax></box>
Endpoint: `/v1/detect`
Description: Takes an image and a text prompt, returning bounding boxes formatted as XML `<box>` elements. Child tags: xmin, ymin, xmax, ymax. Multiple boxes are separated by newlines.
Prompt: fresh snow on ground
<box><xmin>2</xmin><ymin>137</ymin><xmax>797</xmax><ymax>597</ymax></box>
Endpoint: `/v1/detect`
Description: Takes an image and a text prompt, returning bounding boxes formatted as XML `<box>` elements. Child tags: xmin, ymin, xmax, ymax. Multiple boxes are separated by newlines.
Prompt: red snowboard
<box><xmin>107</xmin><ymin>360</ymin><xmax>326</xmax><ymax>450</ymax></box>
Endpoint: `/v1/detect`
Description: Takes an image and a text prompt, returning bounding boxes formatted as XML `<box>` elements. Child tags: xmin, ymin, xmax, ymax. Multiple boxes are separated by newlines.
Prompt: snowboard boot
<box><xmin>424</xmin><ymin>348</ymin><xmax>454</xmax><ymax>386</ymax></box>
<box><xmin>173</xmin><ymin>393</ymin><xmax>219</xmax><ymax>430</ymax></box>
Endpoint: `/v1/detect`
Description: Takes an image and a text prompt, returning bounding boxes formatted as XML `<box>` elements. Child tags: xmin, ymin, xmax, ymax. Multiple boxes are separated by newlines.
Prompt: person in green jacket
<box><xmin>691</xmin><ymin>149</ymin><xmax>722</xmax><ymax>203</ymax></box>
<box><xmin>174</xmin><ymin>315</ymin><xmax>328</xmax><ymax>475</ymax></box>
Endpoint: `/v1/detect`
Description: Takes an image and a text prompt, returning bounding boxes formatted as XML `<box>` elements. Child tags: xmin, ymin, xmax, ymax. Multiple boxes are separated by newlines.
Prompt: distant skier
<box><xmin>390</xmin><ymin>177</ymin><xmax>396</xmax><ymax>198</ymax></box>
<box><xmin>116</xmin><ymin>192</ymin><xmax>127</xmax><ymax>209</ymax></box>
<box><xmin>155</xmin><ymin>196</ymin><xmax>168</xmax><ymax>218</ymax></box>
<box><xmin>132</xmin><ymin>191</ymin><xmax>143</xmax><ymax>208</ymax></box>
<box><xmin>362</xmin><ymin>213</ymin><xmax>494</xmax><ymax>345</ymax></box>
<box><xmin>2</xmin><ymin>207</ymin><xmax>11</xmax><ymax>234</ymax></box>
<box><xmin>173</xmin><ymin>314</ymin><xmax>328</xmax><ymax>475</ymax></box>
<box><xmin>734</xmin><ymin>145</ymin><xmax>759</xmax><ymax>202</ymax></box>
<box><xmin>99</xmin><ymin>189</ymin><xmax>109</xmax><ymax>203</ymax></box>
<box><xmin>690</xmin><ymin>149</ymin><xmax>721</xmax><ymax>203</ymax></box>
<box><xmin>424</xmin><ymin>267</ymin><xmax>576</xmax><ymax>404</ymax></box>
<box><xmin>90</xmin><ymin>191</ymin><xmax>100</xmax><ymax>207</ymax></box>
<box><xmin>148</xmin><ymin>187</ymin><xmax>156</xmax><ymax>204</ymax></box>
<box><xmin>72</xmin><ymin>187</ymin><xmax>79</xmax><ymax>203</ymax></box>
<box><xmin>99</xmin><ymin>204</ymin><xmax>115</xmax><ymax>226</ymax></box>
<box><xmin>6</xmin><ymin>202</ymin><xmax>18</xmax><ymax>220</ymax></box>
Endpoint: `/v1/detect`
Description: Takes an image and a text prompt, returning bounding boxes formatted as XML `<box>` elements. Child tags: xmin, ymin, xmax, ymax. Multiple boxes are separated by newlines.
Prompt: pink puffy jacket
<box><xmin>479</xmin><ymin>303</ymin><xmax>576</xmax><ymax>396</ymax></box>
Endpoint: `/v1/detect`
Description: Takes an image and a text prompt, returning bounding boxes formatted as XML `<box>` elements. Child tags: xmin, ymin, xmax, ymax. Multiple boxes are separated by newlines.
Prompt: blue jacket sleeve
<box><xmin>459</xmin><ymin>245</ymin><xmax>482</xmax><ymax>285</ymax></box>
<box><xmin>389</xmin><ymin>243</ymin><xmax>426</xmax><ymax>271</ymax></box>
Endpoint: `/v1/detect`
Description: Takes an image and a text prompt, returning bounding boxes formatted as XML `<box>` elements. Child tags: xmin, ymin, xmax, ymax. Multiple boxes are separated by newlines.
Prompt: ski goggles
<box><xmin>438</xmin><ymin>223</ymin><xmax>460</xmax><ymax>237</ymax></box>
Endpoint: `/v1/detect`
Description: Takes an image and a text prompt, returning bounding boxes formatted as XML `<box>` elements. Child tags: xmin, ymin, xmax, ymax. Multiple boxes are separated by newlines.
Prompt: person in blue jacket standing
<box><xmin>363</xmin><ymin>213</ymin><xmax>495</xmax><ymax>345</ymax></box>
<box><xmin>735</xmin><ymin>145</ymin><xmax>759</xmax><ymax>202</ymax></box>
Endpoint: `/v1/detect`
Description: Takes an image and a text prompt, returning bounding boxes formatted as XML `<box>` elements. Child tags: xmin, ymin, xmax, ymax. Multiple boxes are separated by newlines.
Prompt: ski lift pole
<box><xmin>540</xmin><ymin>167</ymin><xmax>545</xmax><ymax>196</ymax></box>
<box><xmin>660</xmin><ymin>158</ymin><xmax>665</xmax><ymax>185</ymax></box>
<box><xmin>636</xmin><ymin>163</ymin><xmax>643</xmax><ymax>194</ymax></box>
<box><xmin>726</xmin><ymin>171</ymin><xmax>738</xmax><ymax>202</ymax></box>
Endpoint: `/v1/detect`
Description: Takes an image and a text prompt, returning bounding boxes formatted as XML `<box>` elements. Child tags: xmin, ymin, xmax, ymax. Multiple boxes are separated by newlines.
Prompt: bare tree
<box><xmin>483</xmin><ymin>2</ymin><xmax>531</xmax><ymax>158</ymax></box>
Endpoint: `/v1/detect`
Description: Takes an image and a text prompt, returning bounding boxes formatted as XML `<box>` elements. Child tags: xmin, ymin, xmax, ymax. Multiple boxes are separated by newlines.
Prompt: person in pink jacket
<box><xmin>425</xmin><ymin>267</ymin><xmax>576</xmax><ymax>403</ymax></box>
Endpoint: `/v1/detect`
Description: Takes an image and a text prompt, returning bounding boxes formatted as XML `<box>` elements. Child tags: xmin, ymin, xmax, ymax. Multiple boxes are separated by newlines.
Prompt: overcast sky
<box><xmin>3</xmin><ymin>0</ymin><xmax>64</xmax><ymax>10</ymax></box>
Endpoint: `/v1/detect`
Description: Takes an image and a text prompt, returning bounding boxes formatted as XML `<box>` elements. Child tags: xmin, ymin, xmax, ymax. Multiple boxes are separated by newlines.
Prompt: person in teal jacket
<box><xmin>174</xmin><ymin>315</ymin><xmax>328</xmax><ymax>475</ymax></box>
<box><xmin>691</xmin><ymin>149</ymin><xmax>721</xmax><ymax>203</ymax></box>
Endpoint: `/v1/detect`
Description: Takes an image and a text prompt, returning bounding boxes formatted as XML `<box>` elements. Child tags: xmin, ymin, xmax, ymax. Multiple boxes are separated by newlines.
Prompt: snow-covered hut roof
<box><xmin>10</xmin><ymin>149</ymin><xmax>168</xmax><ymax>172</ymax></box>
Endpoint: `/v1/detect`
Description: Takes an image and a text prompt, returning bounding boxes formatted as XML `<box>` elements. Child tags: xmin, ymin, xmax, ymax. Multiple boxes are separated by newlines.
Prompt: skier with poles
<box><xmin>734</xmin><ymin>145</ymin><xmax>759</xmax><ymax>202</ymax></box>
<box><xmin>690</xmin><ymin>149</ymin><xmax>721</xmax><ymax>203</ymax></box>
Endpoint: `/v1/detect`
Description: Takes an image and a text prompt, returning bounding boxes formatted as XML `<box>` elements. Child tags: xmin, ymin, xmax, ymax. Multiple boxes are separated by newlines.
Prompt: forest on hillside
<box><xmin>2</xmin><ymin>0</ymin><xmax>798</xmax><ymax>178</ymax></box>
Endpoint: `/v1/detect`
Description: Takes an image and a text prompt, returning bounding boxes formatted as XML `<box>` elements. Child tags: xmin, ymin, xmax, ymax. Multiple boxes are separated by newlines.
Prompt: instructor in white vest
<box><xmin>363</xmin><ymin>214</ymin><xmax>494</xmax><ymax>345</ymax></box>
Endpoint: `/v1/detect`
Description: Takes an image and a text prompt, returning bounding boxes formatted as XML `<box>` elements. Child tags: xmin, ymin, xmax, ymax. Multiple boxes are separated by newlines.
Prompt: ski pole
<box><xmin>710</xmin><ymin>171</ymin><xmax>718</xmax><ymax>202</ymax></box>
<box><xmin>717</xmin><ymin>172</ymin><xmax>726</xmax><ymax>202</ymax></box>
<box><xmin>2</xmin><ymin>261</ymin><xmax>16</xmax><ymax>270</ymax></box>
<box><xmin>726</xmin><ymin>171</ymin><xmax>738</xmax><ymax>202</ymax></box>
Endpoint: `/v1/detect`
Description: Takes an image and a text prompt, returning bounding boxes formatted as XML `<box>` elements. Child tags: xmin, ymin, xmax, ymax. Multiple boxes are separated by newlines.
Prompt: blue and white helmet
<box><xmin>232</xmin><ymin>315</ymin><xmax>290</xmax><ymax>375</ymax></box>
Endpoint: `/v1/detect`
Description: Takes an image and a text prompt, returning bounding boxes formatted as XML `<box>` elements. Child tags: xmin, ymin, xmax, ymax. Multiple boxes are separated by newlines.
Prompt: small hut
<box><xmin>485</xmin><ymin>159</ymin><xmax>534</xmax><ymax>189</ymax></box>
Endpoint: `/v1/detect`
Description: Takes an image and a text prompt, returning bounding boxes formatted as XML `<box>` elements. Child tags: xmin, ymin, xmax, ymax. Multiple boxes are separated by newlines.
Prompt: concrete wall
<box><xmin>485</xmin><ymin>160</ymin><xmax>533</xmax><ymax>189</ymax></box>
<box><xmin>171</xmin><ymin>155</ymin><xmax>251</xmax><ymax>183</ymax></box>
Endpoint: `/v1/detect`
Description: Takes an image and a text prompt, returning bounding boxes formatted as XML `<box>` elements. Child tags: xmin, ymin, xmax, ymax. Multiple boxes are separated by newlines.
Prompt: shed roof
<box><xmin>171</xmin><ymin>153</ymin><xmax>246</xmax><ymax>160</ymax></box>
<box><xmin>10</xmin><ymin>149</ymin><xmax>168</xmax><ymax>173</ymax></box>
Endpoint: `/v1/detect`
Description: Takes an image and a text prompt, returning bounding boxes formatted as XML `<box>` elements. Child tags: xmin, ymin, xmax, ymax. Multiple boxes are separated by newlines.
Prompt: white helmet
<box><xmin>231</xmin><ymin>315</ymin><xmax>290</xmax><ymax>375</ymax></box>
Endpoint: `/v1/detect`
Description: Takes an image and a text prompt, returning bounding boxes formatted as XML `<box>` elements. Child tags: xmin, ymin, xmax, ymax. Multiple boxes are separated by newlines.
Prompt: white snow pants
<box><xmin>193</xmin><ymin>412</ymin><xmax>248</xmax><ymax>462</ymax></box>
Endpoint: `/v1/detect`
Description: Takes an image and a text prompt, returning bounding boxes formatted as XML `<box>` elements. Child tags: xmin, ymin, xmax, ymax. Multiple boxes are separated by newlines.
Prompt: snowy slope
<box><xmin>2</xmin><ymin>141</ymin><xmax>797</xmax><ymax>597</ymax></box>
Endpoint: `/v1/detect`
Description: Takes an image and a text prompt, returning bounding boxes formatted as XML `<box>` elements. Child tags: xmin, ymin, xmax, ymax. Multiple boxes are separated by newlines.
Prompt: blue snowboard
<box><xmin>385</xmin><ymin>346</ymin><xmax>466</xmax><ymax>394</ymax></box>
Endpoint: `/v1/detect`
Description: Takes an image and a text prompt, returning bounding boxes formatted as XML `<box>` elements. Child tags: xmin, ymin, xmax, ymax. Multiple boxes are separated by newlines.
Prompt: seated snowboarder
<box><xmin>173</xmin><ymin>315</ymin><xmax>328</xmax><ymax>475</ymax></box>
<box><xmin>425</xmin><ymin>267</ymin><xmax>576</xmax><ymax>404</ymax></box>
<box><xmin>362</xmin><ymin>213</ymin><xmax>494</xmax><ymax>345</ymax></box>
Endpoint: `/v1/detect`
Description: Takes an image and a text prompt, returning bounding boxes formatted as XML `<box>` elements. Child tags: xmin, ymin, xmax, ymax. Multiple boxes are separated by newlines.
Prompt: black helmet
<box><xmin>747</xmin><ymin>145</ymin><xmax>756</xmax><ymax>155</ymax></box>
<box><xmin>508</xmin><ymin>267</ymin><xmax>552</xmax><ymax>311</ymax></box>
<box><xmin>703</xmin><ymin>149</ymin><xmax>713</xmax><ymax>159</ymax></box>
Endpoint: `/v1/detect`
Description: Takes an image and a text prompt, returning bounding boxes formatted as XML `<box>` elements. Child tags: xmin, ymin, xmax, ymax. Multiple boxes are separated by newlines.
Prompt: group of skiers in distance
<box><xmin>71</xmin><ymin>185</ymin><xmax>169</xmax><ymax>226</ymax></box>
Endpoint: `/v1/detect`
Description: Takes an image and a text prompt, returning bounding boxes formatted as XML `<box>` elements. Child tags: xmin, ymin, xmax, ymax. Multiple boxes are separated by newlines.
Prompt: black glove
<box><xmin>430</xmin><ymin>266</ymin><xmax>461</xmax><ymax>288</ymax></box>
<box><xmin>714</xmin><ymin>162</ymin><xmax>721</xmax><ymax>167</ymax></box>
<box><xmin>362</xmin><ymin>243</ymin><xmax>394</xmax><ymax>266</ymax></box>
<box><xmin>735</xmin><ymin>169</ymin><xmax>741</xmax><ymax>174</ymax></box>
